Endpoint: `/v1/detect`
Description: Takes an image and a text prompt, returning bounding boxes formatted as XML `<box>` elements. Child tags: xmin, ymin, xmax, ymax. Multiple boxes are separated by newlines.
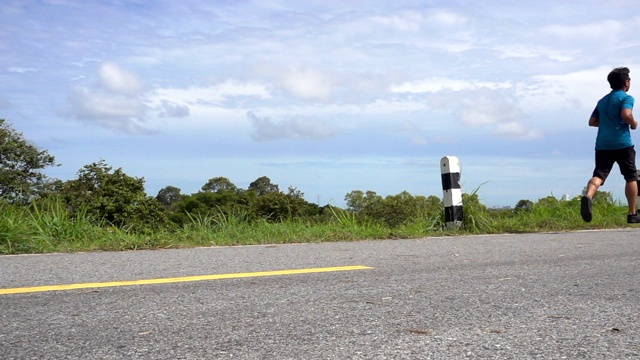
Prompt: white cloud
<box><xmin>457</xmin><ymin>94</ymin><xmax>521</xmax><ymax>126</ymax></box>
<box><xmin>6</xmin><ymin>67</ymin><xmax>37</xmax><ymax>73</ymax></box>
<box><xmin>425</xmin><ymin>9</ymin><xmax>468</xmax><ymax>27</ymax></box>
<box><xmin>67</xmin><ymin>62</ymin><xmax>152</xmax><ymax>134</ymax></box>
<box><xmin>516</xmin><ymin>66</ymin><xmax>615</xmax><ymax>115</ymax></box>
<box><xmin>342</xmin><ymin>9</ymin><xmax>472</xmax><ymax>53</ymax></box>
<box><xmin>279</xmin><ymin>67</ymin><xmax>333</xmax><ymax>101</ymax></box>
<box><xmin>370</xmin><ymin>12</ymin><xmax>425</xmax><ymax>32</ymax></box>
<box><xmin>364</xmin><ymin>98</ymin><xmax>429</xmax><ymax>114</ymax></box>
<box><xmin>247</xmin><ymin>111</ymin><xmax>336</xmax><ymax>141</ymax></box>
<box><xmin>152</xmin><ymin>80</ymin><xmax>272</xmax><ymax>106</ymax></box>
<box><xmin>541</xmin><ymin>20</ymin><xmax>624</xmax><ymax>41</ymax></box>
<box><xmin>391</xmin><ymin>78</ymin><xmax>511</xmax><ymax>94</ymax></box>
<box><xmin>98</xmin><ymin>62</ymin><xmax>144</xmax><ymax>95</ymax></box>
<box><xmin>423</xmin><ymin>88</ymin><xmax>540</xmax><ymax>140</ymax></box>
<box><xmin>386</xmin><ymin>120</ymin><xmax>429</xmax><ymax>146</ymax></box>
<box><xmin>496</xmin><ymin>122</ymin><xmax>542</xmax><ymax>139</ymax></box>
<box><xmin>494</xmin><ymin>44</ymin><xmax>574</xmax><ymax>62</ymax></box>
<box><xmin>67</xmin><ymin>86</ymin><xmax>152</xmax><ymax>134</ymax></box>
<box><xmin>68</xmin><ymin>86</ymin><xmax>144</xmax><ymax>119</ymax></box>
<box><xmin>159</xmin><ymin>100</ymin><xmax>189</xmax><ymax>118</ymax></box>
<box><xmin>357</xmin><ymin>9</ymin><xmax>467</xmax><ymax>34</ymax></box>
<box><xmin>68</xmin><ymin>69</ymin><xmax>274</xmax><ymax>133</ymax></box>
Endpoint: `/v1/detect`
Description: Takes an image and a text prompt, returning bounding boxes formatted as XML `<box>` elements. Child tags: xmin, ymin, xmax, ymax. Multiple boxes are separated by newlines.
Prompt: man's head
<box><xmin>608</xmin><ymin>67</ymin><xmax>631</xmax><ymax>90</ymax></box>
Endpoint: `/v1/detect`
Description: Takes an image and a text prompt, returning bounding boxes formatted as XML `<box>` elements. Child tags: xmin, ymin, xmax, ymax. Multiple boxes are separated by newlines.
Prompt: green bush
<box><xmin>345</xmin><ymin>190</ymin><xmax>442</xmax><ymax>228</ymax></box>
<box><xmin>58</xmin><ymin>160</ymin><xmax>167</xmax><ymax>230</ymax></box>
<box><xmin>250</xmin><ymin>191</ymin><xmax>320</xmax><ymax>222</ymax></box>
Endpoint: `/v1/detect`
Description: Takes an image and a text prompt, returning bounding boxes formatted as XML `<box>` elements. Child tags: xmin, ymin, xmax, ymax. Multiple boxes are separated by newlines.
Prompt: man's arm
<box><xmin>589</xmin><ymin>106</ymin><xmax>599</xmax><ymax>127</ymax></box>
<box><xmin>622</xmin><ymin>108</ymin><xmax>637</xmax><ymax>130</ymax></box>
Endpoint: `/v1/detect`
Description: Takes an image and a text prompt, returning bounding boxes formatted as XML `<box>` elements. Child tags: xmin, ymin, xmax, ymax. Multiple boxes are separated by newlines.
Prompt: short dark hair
<box><xmin>607</xmin><ymin>67</ymin><xmax>630</xmax><ymax>90</ymax></box>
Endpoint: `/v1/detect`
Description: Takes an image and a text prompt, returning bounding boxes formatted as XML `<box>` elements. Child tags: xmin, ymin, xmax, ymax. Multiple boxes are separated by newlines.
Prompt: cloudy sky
<box><xmin>2</xmin><ymin>0</ymin><xmax>640</xmax><ymax>207</ymax></box>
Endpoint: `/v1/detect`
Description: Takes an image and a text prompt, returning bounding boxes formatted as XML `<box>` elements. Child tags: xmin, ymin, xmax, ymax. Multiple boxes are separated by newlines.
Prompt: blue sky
<box><xmin>2</xmin><ymin>0</ymin><xmax>640</xmax><ymax>207</ymax></box>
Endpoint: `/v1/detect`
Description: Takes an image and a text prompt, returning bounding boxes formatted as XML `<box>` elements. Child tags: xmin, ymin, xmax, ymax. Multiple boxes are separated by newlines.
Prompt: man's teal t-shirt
<box><xmin>593</xmin><ymin>89</ymin><xmax>635</xmax><ymax>150</ymax></box>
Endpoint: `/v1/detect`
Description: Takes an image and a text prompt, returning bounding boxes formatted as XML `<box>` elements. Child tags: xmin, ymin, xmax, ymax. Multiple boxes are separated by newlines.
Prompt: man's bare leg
<box><xmin>625</xmin><ymin>180</ymin><xmax>638</xmax><ymax>215</ymax></box>
<box><xmin>585</xmin><ymin>177</ymin><xmax>603</xmax><ymax>198</ymax></box>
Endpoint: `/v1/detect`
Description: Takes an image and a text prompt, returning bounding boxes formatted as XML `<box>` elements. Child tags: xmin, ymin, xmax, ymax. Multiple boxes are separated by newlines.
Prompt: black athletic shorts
<box><xmin>593</xmin><ymin>145</ymin><xmax>638</xmax><ymax>183</ymax></box>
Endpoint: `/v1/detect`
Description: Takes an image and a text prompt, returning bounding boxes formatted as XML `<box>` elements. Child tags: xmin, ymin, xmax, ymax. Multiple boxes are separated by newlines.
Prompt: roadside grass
<box><xmin>0</xmin><ymin>194</ymin><xmax>635</xmax><ymax>255</ymax></box>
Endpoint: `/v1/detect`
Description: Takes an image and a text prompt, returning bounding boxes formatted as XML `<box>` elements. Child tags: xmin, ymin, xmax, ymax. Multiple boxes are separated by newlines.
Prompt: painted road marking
<box><xmin>0</xmin><ymin>265</ymin><xmax>373</xmax><ymax>295</ymax></box>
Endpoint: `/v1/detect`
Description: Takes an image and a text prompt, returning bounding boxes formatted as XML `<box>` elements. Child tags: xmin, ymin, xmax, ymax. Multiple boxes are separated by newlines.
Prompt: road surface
<box><xmin>1</xmin><ymin>230</ymin><xmax>639</xmax><ymax>359</ymax></box>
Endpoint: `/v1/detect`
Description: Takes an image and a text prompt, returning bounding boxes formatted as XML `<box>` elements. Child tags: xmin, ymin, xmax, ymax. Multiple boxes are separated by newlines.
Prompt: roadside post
<box><xmin>441</xmin><ymin>156</ymin><xmax>463</xmax><ymax>229</ymax></box>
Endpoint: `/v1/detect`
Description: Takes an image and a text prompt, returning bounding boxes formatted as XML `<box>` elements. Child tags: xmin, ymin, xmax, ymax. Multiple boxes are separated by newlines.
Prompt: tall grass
<box><xmin>0</xmin><ymin>194</ymin><xmax>635</xmax><ymax>255</ymax></box>
<box><xmin>0</xmin><ymin>202</ymin><xmax>31</xmax><ymax>254</ymax></box>
<box><xmin>0</xmin><ymin>197</ymin><xmax>165</xmax><ymax>253</ymax></box>
<box><xmin>26</xmin><ymin>197</ymin><xmax>99</xmax><ymax>249</ymax></box>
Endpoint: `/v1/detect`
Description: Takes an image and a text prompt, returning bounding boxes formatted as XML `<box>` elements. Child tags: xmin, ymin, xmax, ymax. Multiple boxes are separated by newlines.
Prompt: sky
<box><xmin>2</xmin><ymin>0</ymin><xmax>640</xmax><ymax>208</ymax></box>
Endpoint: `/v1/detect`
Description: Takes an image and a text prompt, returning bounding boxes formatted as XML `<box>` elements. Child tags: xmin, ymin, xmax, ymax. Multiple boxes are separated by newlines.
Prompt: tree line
<box><xmin>0</xmin><ymin>119</ymin><xmax>448</xmax><ymax>232</ymax></box>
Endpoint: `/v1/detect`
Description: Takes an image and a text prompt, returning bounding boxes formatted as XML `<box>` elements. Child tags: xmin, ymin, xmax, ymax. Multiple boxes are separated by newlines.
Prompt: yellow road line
<box><xmin>0</xmin><ymin>265</ymin><xmax>373</xmax><ymax>295</ymax></box>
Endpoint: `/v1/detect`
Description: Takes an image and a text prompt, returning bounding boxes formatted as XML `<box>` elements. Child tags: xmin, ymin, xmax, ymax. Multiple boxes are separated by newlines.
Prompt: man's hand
<box><xmin>622</xmin><ymin>108</ymin><xmax>637</xmax><ymax>130</ymax></box>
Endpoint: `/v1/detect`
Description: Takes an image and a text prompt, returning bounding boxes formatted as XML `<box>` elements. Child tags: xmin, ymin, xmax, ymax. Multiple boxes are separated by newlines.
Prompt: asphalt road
<box><xmin>1</xmin><ymin>230</ymin><xmax>639</xmax><ymax>359</ymax></box>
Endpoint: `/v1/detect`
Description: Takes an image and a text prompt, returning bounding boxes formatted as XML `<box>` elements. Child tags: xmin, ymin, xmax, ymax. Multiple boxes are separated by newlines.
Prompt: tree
<box><xmin>536</xmin><ymin>196</ymin><xmax>559</xmax><ymax>207</ymax></box>
<box><xmin>0</xmin><ymin>119</ymin><xmax>56</xmax><ymax>202</ymax></box>
<box><xmin>344</xmin><ymin>190</ymin><xmax>441</xmax><ymax>227</ymax></box>
<box><xmin>424</xmin><ymin>195</ymin><xmax>443</xmax><ymax>213</ymax></box>
<box><xmin>201</xmin><ymin>177</ymin><xmax>238</xmax><ymax>193</ymax></box>
<box><xmin>177</xmin><ymin>190</ymin><xmax>242</xmax><ymax>214</ymax></box>
<box><xmin>365</xmin><ymin>191</ymin><xmax>428</xmax><ymax>227</ymax></box>
<box><xmin>60</xmin><ymin>160</ymin><xmax>166</xmax><ymax>228</ymax></box>
<box><xmin>514</xmin><ymin>199</ymin><xmax>534</xmax><ymax>213</ymax></box>
<box><xmin>156</xmin><ymin>186</ymin><xmax>183</xmax><ymax>207</ymax></box>
<box><xmin>287</xmin><ymin>186</ymin><xmax>304</xmax><ymax>199</ymax></box>
<box><xmin>592</xmin><ymin>190</ymin><xmax>614</xmax><ymax>204</ymax></box>
<box><xmin>250</xmin><ymin>191</ymin><xmax>320</xmax><ymax>222</ymax></box>
<box><xmin>345</xmin><ymin>190</ymin><xmax>382</xmax><ymax>213</ymax></box>
<box><xmin>248</xmin><ymin>176</ymin><xmax>279</xmax><ymax>195</ymax></box>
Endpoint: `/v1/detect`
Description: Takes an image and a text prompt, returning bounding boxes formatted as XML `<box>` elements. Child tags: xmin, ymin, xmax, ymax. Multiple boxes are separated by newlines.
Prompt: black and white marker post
<box><xmin>441</xmin><ymin>156</ymin><xmax>463</xmax><ymax>229</ymax></box>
